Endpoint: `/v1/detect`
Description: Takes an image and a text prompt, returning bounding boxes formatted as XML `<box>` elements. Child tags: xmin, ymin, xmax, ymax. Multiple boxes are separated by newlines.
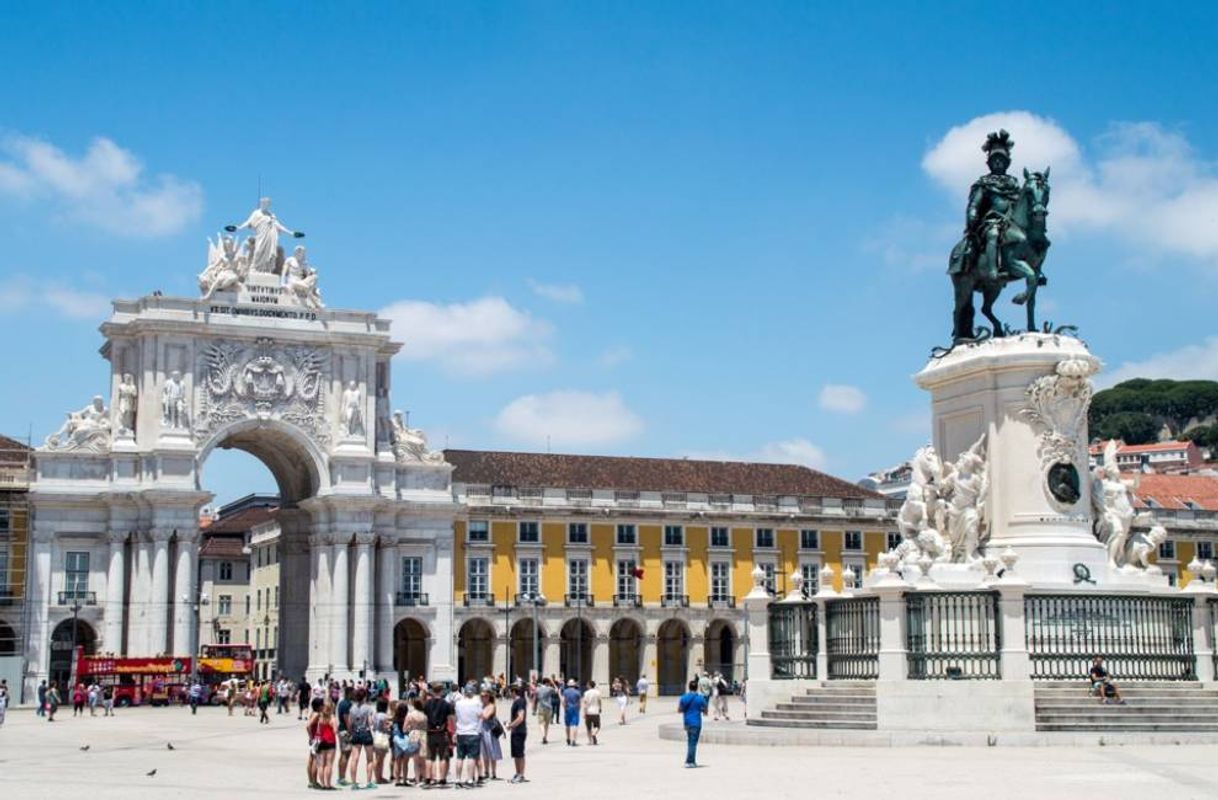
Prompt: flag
<box><xmin>631</xmin><ymin>567</ymin><xmax>644</xmax><ymax>580</ymax></box>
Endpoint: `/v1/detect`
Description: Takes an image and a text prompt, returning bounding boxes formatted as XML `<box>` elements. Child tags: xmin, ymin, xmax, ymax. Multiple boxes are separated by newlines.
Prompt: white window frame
<box><xmin>567</xmin><ymin>558</ymin><xmax>589</xmax><ymax>598</ymax></box>
<box><xmin>799</xmin><ymin>562</ymin><xmax>820</xmax><ymax>597</ymax></box>
<box><xmin>468</xmin><ymin>520</ymin><xmax>490</xmax><ymax>543</ymax></box>
<box><xmin>710</xmin><ymin>526</ymin><xmax>731</xmax><ymax>549</ymax></box>
<box><xmin>843</xmin><ymin>530</ymin><xmax>863</xmax><ymax>552</ymax></box>
<box><xmin>799</xmin><ymin>529</ymin><xmax>819</xmax><ymax>551</ymax></box>
<box><xmin>518</xmin><ymin>521</ymin><xmax>540</xmax><ymax>544</ymax></box>
<box><xmin>401</xmin><ymin>556</ymin><xmax>423</xmax><ymax>597</ymax></box>
<box><xmin>616</xmin><ymin>559</ymin><xmax>637</xmax><ymax>598</ymax></box>
<box><xmin>709</xmin><ymin>561</ymin><xmax>731</xmax><ymax>601</ymax></box>
<box><xmin>664</xmin><ymin>560</ymin><xmax>685</xmax><ymax>599</ymax></box>
<box><xmin>218</xmin><ymin>594</ymin><xmax>232</xmax><ymax>615</ymax></box>
<box><xmin>518</xmin><ymin>558</ymin><xmax>540</xmax><ymax>597</ymax></box>
<box><xmin>755</xmin><ymin>528</ymin><xmax>776</xmax><ymax>549</ymax></box>
<box><xmin>568</xmin><ymin>522</ymin><xmax>589</xmax><ymax>545</ymax></box>
<box><xmin>616</xmin><ymin>524</ymin><xmax>637</xmax><ymax>545</ymax></box>
<box><xmin>664</xmin><ymin>525</ymin><xmax>684</xmax><ymax>547</ymax></box>
<box><xmin>219</xmin><ymin>561</ymin><xmax>234</xmax><ymax>581</ymax></box>
<box><xmin>467</xmin><ymin>556</ymin><xmax>490</xmax><ymax>599</ymax></box>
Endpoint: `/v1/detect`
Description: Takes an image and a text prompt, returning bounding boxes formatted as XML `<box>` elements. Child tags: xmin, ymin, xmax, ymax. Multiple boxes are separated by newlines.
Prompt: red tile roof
<box><xmin>0</xmin><ymin>434</ymin><xmax>31</xmax><ymax>465</ymax></box>
<box><xmin>1129</xmin><ymin>473</ymin><xmax>1218</xmax><ymax>512</ymax></box>
<box><xmin>443</xmin><ymin>449</ymin><xmax>880</xmax><ymax>499</ymax></box>
<box><xmin>1091</xmin><ymin>439</ymin><xmax>1195</xmax><ymax>455</ymax></box>
<box><xmin>198</xmin><ymin>535</ymin><xmax>248</xmax><ymax>558</ymax></box>
<box><xmin>203</xmin><ymin>505</ymin><xmax>278</xmax><ymax>534</ymax></box>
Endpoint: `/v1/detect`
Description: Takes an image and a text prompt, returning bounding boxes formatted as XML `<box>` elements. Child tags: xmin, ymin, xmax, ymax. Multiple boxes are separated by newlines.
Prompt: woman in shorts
<box><xmin>346</xmin><ymin>688</ymin><xmax>377</xmax><ymax>789</ymax></box>
<box><xmin>314</xmin><ymin>702</ymin><xmax>338</xmax><ymax>790</ymax></box>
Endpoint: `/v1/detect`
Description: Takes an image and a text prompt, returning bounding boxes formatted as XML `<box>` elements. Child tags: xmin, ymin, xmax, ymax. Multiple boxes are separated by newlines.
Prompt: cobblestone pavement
<box><xmin>2</xmin><ymin>699</ymin><xmax>1218</xmax><ymax>799</ymax></box>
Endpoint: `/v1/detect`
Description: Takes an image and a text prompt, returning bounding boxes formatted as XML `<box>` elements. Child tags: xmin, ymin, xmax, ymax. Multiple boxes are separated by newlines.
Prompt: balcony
<box><xmin>395</xmin><ymin>592</ymin><xmax>430</xmax><ymax>607</ymax></box>
<box><xmin>564</xmin><ymin>593</ymin><xmax>594</xmax><ymax>608</ymax></box>
<box><xmin>661</xmin><ymin>594</ymin><xmax>689</xmax><ymax>608</ymax></box>
<box><xmin>514</xmin><ymin>593</ymin><xmax>547</xmax><ymax>607</ymax></box>
<box><xmin>708</xmin><ymin>596</ymin><xmax>736</xmax><ymax>609</ymax></box>
<box><xmin>57</xmin><ymin>590</ymin><xmax>97</xmax><ymax>606</ymax></box>
<box><xmin>463</xmin><ymin>593</ymin><xmax>495</xmax><ymax>608</ymax></box>
<box><xmin>613</xmin><ymin>593</ymin><xmax>642</xmax><ymax>608</ymax></box>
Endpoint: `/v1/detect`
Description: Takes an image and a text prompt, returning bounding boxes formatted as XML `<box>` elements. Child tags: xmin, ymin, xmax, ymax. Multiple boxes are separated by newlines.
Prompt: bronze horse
<box><xmin>949</xmin><ymin>168</ymin><xmax>1051</xmax><ymax>341</ymax></box>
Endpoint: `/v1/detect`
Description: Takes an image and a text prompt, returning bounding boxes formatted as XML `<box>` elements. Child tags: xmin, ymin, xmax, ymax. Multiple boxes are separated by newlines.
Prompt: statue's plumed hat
<box><xmin>982</xmin><ymin>129</ymin><xmax>1014</xmax><ymax>158</ymax></box>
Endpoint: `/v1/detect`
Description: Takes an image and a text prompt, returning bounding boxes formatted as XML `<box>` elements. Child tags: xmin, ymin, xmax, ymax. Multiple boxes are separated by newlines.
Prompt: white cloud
<box><xmin>684</xmin><ymin>437</ymin><xmax>828</xmax><ymax>470</ymax></box>
<box><xmin>597</xmin><ymin>345</ymin><xmax>633</xmax><ymax>368</ymax></box>
<box><xmin>819</xmin><ymin>384</ymin><xmax>867</xmax><ymax>414</ymax></box>
<box><xmin>923</xmin><ymin>111</ymin><xmax>1218</xmax><ymax>262</ymax></box>
<box><xmin>1099</xmin><ymin>337</ymin><xmax>1218</xmax><ymax>388</ymax></box>
<box><xmin>494</xmin><ymin>390</ymin><xmax>643</xmax><ymax>447</ymax></box>
<box><xmin>528</xmin><ymin>279</ymin><xmax>584</xmax><ymax>305</ymax></box>
<box><xmin>862</xmin><ymin>215</ymin><xmax>957</xmax><ymax>272</ymax></box>
<box><xmin>889</xmin><ymin>409</ymin><xmax>930</xmax><ymax>436</ymax></box>
<box><xmin>0</xmin><ymin>276</ymin><xmax>111</xmax><ymax>320</ymax></box>
<box><xmin>379</xmin><ymin>296</ymin><xmax>554</xmax><ymax>377</ymax></box>
<box><xmin>0</xmin><ymin>134</ymin><xmax>203</xmax><ymax>236</ymax></box>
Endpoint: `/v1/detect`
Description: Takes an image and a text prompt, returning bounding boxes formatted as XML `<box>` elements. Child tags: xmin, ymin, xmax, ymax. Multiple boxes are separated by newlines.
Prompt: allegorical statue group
<box><xmin>948</xmin><ymin>129</ymin><xmax>1052</xmax><ymax>342</ymax></box>
<box><xmin>893</xmin><ymin>435</ymin><xmax>990</xmax><ymax>567</ymax></box>
<box><xmin>198</xmin><ymin>197</ymin><xmax>323</xmax><ymax>310</ymax></box>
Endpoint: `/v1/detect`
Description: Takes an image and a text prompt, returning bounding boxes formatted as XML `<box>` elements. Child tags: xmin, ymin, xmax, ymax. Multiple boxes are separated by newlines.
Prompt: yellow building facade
<box><xmin>430</xmin><ymin>449</ymin><xmax>897</xmax><ymax>694</ymax></box>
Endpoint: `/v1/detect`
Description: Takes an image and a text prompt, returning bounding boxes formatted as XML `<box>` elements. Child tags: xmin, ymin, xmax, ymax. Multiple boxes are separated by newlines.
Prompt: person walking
<box><xmin>102</xmin><ymin>684</ymin><xmax>114</xmax><ymax>716</ymax></box>
<box><xmin>314</xmin><ymin>702</ymin><xmax>339</xmax><ymax>790</ymax></box>
<box><xmin>534</xmin><ymin>678</ymin><xmax>555</xmax><ymax>744</ymax></box>
<box><xmin>560</xmin><ymin>679</ymin><xmax>582</xmax><ymax>746</ymax></box>
<box><xmin>478</xmin><ymin>690</ymin><xmax>503</xmax><ymax>781</ymax></box>
<box><xmin>613</xmin><ymin>677</ymin><xmax>629</xmax><ymax>725</ymax></box>
<box><xmin>582</xmin><ymin>680</ymin><xmax>602</xmax><ymax>745</ymax></box>
<box><xmin>46</xmin><ymin>682</ymin><xmax>61</xmax><ymax>722</ymax></box>
<box><xmin>188</xmin><ymin>679</ymin><xmax>204</xmax><ymax>715</ymax></box>
<box><xmin>258</xmin><ymin>681</ymin><xmax>272</xmax><ymax>724</ymax></box>
<box><xmin>403</xmin><ymin>697</ymin><xmax>429</xmax><ymax>786</ymax></box>
<box><xmin>87</xmin><ymin>682</ymin><xmax>100</xmax><ymax>716</ymax></box>
<box><xmin>678</xmin><ymin>679</ymin><xmax>708</xmax><ymax>768</ymax></box>
<box><xmin>712</xmin><ymin>673</ymin><xmax>731</xmax><ymax>721</ymax></box>
<box><xmin>72</xmin><ymin>683</ymin><xmax>85</xmax><ymax>716</ymax></box>
<box><xmin>636</xmin><ymin>674</ymin><xmax>649</xmax><ymax>714</ymax></box>
<box><xmin>36</xmin><ymin>680</ymin><xmax>47</xmax><ymax>717</ymax></box>
<box><xmin>0</xmin><ymin>679</ymin><xmax>9</xmax><ymax>727</ymax></box>
<box><xmin>298</xmin><ymin>678</ymin><xmax>311</xmax><ymax>720</ymax></box>
<box><xmin>505</xmin><ymin>684</ymin><xmax>528</xmax><ymax>784</ymax></box>
<box><xmin>453</xmin><ymin>683</ymin><xmax>484</xmax><ymax>788</ymax></box>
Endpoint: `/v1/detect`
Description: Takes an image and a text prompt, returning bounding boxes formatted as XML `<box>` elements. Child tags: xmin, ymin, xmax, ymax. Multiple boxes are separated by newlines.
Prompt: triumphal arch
<box><xmin>26</xmin><ymin>200</ymin><xmax>458</xmax><ymax>695</ymax></box>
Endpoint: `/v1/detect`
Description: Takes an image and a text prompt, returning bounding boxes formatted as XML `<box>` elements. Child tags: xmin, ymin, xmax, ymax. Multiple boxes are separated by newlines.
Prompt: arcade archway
<box><xmin>609</xmin><ymin>618</ymin><xmax>643</xmax><ymax>686</ymax></box>
<box><xmin>559</xmin><ymin>618</ymin><xmax>594</xmax><ymax>683</ymax></box>
<box><xmin>393</xmin><ymin>618</ymin><xmax>429</xmax><ymax>688</ymax></box>
<box><xmin>458</xmin><ymin>619</ymin><xmax>494</xmax><ymax>683</ymax></box>
<box><xmin>509</xmin><ymin>618</ymin><xmax>543</xmax><ymax>681</ymax></box>
<box><xmin>657</xmin><ymin>619</ymin><xmax>690</xmax><ymax>696</ymax></box>
<box><xmin>704</xmin><ymin>619</ymin><xmax>737</xmax><ymax>681</ymax></box>
<box><xmin>49</xmin><ymin>618</ymin><xmax>96</xmax><ymax>689</ymax></box>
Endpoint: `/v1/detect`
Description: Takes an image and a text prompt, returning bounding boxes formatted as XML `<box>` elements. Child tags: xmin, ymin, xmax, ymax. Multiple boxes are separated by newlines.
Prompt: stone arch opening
<box><xmin>393</xmin><ymin>618</ymin><xmax>429</xmax><ymax>689</ymax></box>
<box><xmin>0</xmin><ymin>619</ymin><xmax>17</xmax><ymax>656</ymax></box>
<box><xmin>509</xmin><ymin>618</ymin><xmax>544</xmax><ymax>682</ymax></box>
<box><xmin>197</xmin><ymin>418</ymin><xmax>327</xmax><ymax>507</ymax></box>
<box><xmin>457</xmin><ymin>618</ymin><xmax>494</xmax><ymax>684</ymax></box>
<box><xmin>656</xmin><ymin>618</ymin><xmax>690</xmax><ymax>696</ymax></box>
<box><xmin>560</xmin><ymin>618</ymin><xmax>594</xmax><ymax>683</ymax></box>
<box><xmin>609</xmin><ymin>618</ymin><xmax>643</xmax><ymax>686</ymax></box>
<box><xmin>50</xmin><ymin>618</ymin><xmax>97</xmax><ymax>689</ymax></box>
<box><xmin>704</xmin><ymin>618</ymin><xmax>737</xmax><ymax>681</ymax></box>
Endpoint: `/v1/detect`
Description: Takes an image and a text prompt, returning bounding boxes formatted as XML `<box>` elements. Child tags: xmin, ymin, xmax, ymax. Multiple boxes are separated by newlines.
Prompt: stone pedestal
<box><xmin>916</xmin><ymin>334</ymin><xmax>1106</xmax><ymax>587</ymax></box>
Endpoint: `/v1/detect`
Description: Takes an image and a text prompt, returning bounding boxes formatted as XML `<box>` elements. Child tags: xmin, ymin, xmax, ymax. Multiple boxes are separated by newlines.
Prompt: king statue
<box><xmin>947</xmin><ymin>129</ymin><xmax>1052</xmax><ymax>342</ymax></box>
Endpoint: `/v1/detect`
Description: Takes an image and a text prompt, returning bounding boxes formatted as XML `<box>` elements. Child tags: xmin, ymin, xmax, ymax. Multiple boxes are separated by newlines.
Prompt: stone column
<box><xmin>104</xmin><ymin>532</ymin><xmax>128</xmax><ymax>655</ymax></box>
<box><xmin>278</xmin><ymin>509</ymin><xmax>312</xmax><ymax>681</ymax></box>
<box><xmin>375</xmin><ymin>539</ymin><xmax>396</xmax><ymax>675</ymax></box>
<box><xmin>23</xmin><ymin>531</ymin><xmax>54</xmax><ymax>698</ymax></box>
<box><xmin>687</xmin><ymin>634</ymin><xmax>704</xmax><ymax>681</ymax></box>
<box><xmin>149</xmin><ymin>531</ymin><xmax>172</xmax><ymax>654</ymax></box>
<box><xmin>351</xmin><ymin>533</ymin><xmax>374</xmax><ymax>676</ymax></box>
<box><xmin>543</xmin><ymin>635</ymin><xmax>561</xmax><ymax>679</ymax></box>
<box><xmin>591</xmin><ymin>632</ymin><xmax>610</xmax><ymax>687</ymax></box>
<box><xmin>171</xmin><ymin>534</ymin><xmax>197</xmax><ymax>656</ymax></box>
<box><xmin>1184</xmin><ymin>588</ymin><xmax>1217</xmax><ymax>684</ymax></box>
<box><xmin>814</xmin><ymin>596</ymin><xmax>830</xmax><ymax>680</ymax></box>
<box><xmin>429</xmin><ymin>538</ymin><xmax>456</xmax><ymax>682</ymax></box>
<box><xmin>331</xmin><ymin>537</ymin><xmax>350</xmax><ymax>675</ymax></box>
<box><xmin>641</xmin><ymin>634</ymin><xmax>657</xmax><ymax>688</ymax></box>
<box><xmin>308</xmin><ymin>534</ymin><xmax>332</xmax><ymax>680</ymax></box>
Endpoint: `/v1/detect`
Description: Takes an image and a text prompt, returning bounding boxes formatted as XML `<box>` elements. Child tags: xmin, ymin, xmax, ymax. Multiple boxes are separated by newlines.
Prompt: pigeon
<box><xmin>79</xmin><ymin>745</ymin><xmax>90</xmax><ymax>751</ymax></box>
<box><xmin>146</xmin><ymin>769</ymin><xmax>157</xmax><ymax>777</ymax></box>
<box><xmin>167</xmin><ymin>742</ymin><xmax>175</xmax><ymax>751</ymax></box>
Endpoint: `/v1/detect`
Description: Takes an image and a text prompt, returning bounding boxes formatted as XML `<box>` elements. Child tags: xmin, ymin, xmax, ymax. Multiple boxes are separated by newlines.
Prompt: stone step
<box><xmin>1034</xmin><ymin>687</ymin><xmax>1215</xmax><ymax>695</ymax></box>
<box><xmin>766</xmin><ymin>708</ymin><xmax>878</xmax><ymax>721</ymax></box>
<box><xmin>1038</xmin><ymin>722</ymin><xmax>1218</xmax><ymax>732</ymax></box>
<box><xmin>1035</xmin><ymin>702</ymin><xmax>1218</xmax><ymax>711</ymax></box>
<box><xmin>802</xmin><ymin>690</ymin><xmax>876</xmax><ymax>699</ymax></box>
<box><xmin>1035</xmin><ymin>681</ymin><xmax>1203</xmax><ymax>688</ymax></box>
<box><xmin>779</xmin><ymin>696</ymin><xmax>876</xmax><ymax>706</ymax></box>
<box><xmin>1035</xmin><ymin>711</ymin><xmax>1218</xmax><ymax>723</ymax></box>
<box><xmin>786</xmin><ymin>696</ymin><xmax>877</xmax><ymax>706</ymax></box>
<box><xmin>782</xmin><ymin>703</ymin><xmax>877</xmax><ymax>714</ymax></box>
<box><xmin>748</xmin><ymin>718</ymin><xmax>878</xmax><ymax>730</ymax></box>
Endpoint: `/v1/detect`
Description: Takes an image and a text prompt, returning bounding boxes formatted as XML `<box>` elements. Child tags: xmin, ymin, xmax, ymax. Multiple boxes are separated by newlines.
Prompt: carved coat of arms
<box><xmin>196</xmin><ymin>337</ymin><xmax>330</xmax><ymax>445</ymax></box>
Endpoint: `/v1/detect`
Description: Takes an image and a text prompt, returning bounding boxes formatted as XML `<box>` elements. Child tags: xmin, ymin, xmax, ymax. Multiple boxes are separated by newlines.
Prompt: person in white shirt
<box><xmin>581</xmin><ymin>681</ymin><xmax>603</xmax><ymax>745</ymax></box>
<box><xmin>453</xmin><ymin>684</ymin><xmax>485</xmax><ymax>788</ymax></box>
<box><xmin>636</xmin><ymin>675</ymin><xmax>649</xmax><ymax>714</ymax></box>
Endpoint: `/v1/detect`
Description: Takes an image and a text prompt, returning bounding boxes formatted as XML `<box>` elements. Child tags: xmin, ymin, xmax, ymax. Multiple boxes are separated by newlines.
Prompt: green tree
<box><xmin>1093</xmin><ymin>411</ymin><xmax>1158</xmax><ymax>445</ymax></box>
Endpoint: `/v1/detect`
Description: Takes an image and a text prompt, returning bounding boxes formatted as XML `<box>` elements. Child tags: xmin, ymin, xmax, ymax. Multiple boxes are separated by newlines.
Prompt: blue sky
<box><xmin>3</xmin><ymin>3</ymin><xmax>1218</xmax><ymax>505</ymax></box>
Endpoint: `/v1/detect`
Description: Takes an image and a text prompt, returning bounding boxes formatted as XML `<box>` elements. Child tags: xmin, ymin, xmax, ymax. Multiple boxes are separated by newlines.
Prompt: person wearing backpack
<box><xmin>345</xmin><ymin>687</ymin><xmax>377</xmax><ymax>789</ymax></box>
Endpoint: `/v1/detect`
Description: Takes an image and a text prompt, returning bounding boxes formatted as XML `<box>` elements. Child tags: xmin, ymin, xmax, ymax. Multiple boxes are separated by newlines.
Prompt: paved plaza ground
<box><xmin>3</xmin><ymin>699</ymin><xmax>1218</xmax><ymax>799</ymax></box>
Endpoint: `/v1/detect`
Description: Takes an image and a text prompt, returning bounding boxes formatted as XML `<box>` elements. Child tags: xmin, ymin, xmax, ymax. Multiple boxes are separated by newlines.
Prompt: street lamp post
<box><xmin>503</xmin><ymin>586</ymin><xmax>512</xmax><ymax>683</ymax></box>
<box><xmin>69</xmin><ymin>595</ymin><xmax>83</xmax><ymax>688</ymax></box>
<box><xmin>526</xmin><ymin>591</ymin><xmax>546</xmax><ymax>681</ymax></box>
<box><xmin>182</xmin><ymin>590</ymin><xmax>210</xmax><ymax>680</ymax></box>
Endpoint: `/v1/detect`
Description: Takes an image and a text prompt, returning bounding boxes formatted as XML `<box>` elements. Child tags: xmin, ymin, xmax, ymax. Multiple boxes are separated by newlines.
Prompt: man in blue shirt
<box><xmin>561</xmin><ymin>679</ymin><xmax>583</xmax><ymax>746</ymax></box>
<box><xmin>677</xmin><ymin>678</ymin><xmax>708</xmax><ymax>767</ymax></box>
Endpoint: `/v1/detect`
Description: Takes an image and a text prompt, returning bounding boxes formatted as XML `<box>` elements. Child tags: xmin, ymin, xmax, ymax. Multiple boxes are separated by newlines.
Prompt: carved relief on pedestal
<box><xmin>195</xmin><ymin>337</ymin><xmax>330</xmax><ymax>447</ymax></box>
<box><xmin>1020</xmin><ymin>357</ymin><xmax>1097</xmax><ymax>511</ymax></box>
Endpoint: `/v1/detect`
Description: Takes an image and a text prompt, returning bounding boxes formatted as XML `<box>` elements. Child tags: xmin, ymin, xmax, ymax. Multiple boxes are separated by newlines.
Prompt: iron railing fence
<box><xmin>1025</xmin><ymin>594</ymin><xmax>1196</xmax><ymax>681</ymax></box>
<box><xmin>825</xmin><ymin>596</ymin><xmax>880</xmax><ymax>679</ymax></box>
<box><xmin>769</xmin><ymin>601</ymin><xmax>817</xmax><ymax>679</ymax></box>
<box><xmin>906</xmin><ymin>591</ymin><xmax>1002</xmax><ymax>680</ymax></box>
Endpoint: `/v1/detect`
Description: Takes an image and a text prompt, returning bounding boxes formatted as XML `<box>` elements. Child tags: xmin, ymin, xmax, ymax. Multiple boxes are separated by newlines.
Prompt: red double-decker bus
<box><xmin>75</xmin><ymin>650</ymin><xmax>193</xmax><ymax>707</ymax></box>
<box><xmin>197</xmin><ymin>643</ymin><xmax>255</xmax><ymax>701</ymax></box>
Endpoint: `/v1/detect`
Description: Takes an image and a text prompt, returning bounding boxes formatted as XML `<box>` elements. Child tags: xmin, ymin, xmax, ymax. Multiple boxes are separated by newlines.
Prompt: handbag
<box><xmin>372</xmin><ymin>730</ymin><xmax>391</xmax><ymax>751</ymax></box>
<box><xmin>490</xmin><ymin>719</ymin><xmax>504</xmax><ymax>738</ymax></box>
